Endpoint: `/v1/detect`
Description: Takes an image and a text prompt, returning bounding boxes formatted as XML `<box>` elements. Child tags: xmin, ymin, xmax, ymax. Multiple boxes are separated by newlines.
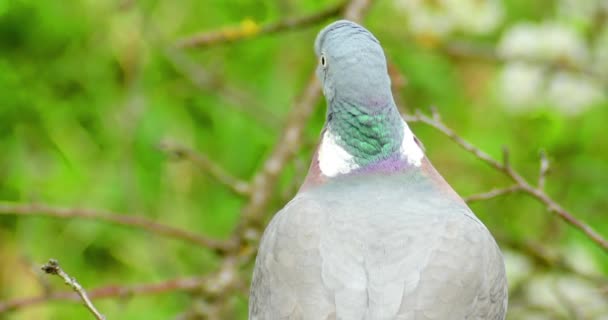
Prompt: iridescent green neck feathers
<box><xmin>327</xmin><ymin>101</ymin><xmax>404</xmax><ymax>166</ymax></box>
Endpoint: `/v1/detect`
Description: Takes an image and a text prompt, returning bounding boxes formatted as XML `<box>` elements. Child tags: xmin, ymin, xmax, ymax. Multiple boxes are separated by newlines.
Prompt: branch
<box><xmin>343</xmin><ymin>0</ymin><xmax>373</xmax><ymax>21</ymax></box>
<box><xmin>281</xmin><ymin>156</ymin><xmax>309</xmax><ymax>202</ymax></box>
<box><xmin>404</xmin><ymin>111</ymin><xmax>608</xmax><ymax>252</ymax></box>
<box><xmin>0</xmin><ymin>252</ymin><xmax>245</xmax><ymax>317</ymax></box>
<box><xmin>0</xmin><ymin>202</ymin><xmax>234</xmax><ymax>253</ymax></box>
<box><xmin>175</xmin><ymin>1</ymin><xmax>348</xmax><ymax>48</ymax></box>
<box><xmin>464</xmin><ymin>185</ymin><xmax>521</xmax><ymax>203</ymax></box>
<box><xmin>239</xmin><ymin>74</ymin><xmax>321</xmax><ymax>228</ymax></box>
<box><xmin>0</xmin><ymin>274</ymin><xmax>208</xmax><ymax>314</ymax></box>
<box><xmin>159</xmin><ymin>139</ymin><xmax>251</xmax><ymax>196</ymax></box>
<box><xmin>41</xmin><ymin>259</ymin><xmax>105</xmax><ymax>320</ymax></box>
<box><xmin>403</xmin><ymin>111</ymin><xmax>504</xmax><ymax>171</ymax></box>
<box><xmin>538</xmin><ymin>150</ymin><xmax>550</xmax><ymax>190</ymax></box>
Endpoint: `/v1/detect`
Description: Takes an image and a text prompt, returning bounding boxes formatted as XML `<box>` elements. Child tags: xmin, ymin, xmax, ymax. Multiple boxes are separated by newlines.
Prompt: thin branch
<box><xmin>159</xmin><ymin>139</ymin><xmax>251</xmax><ymax>196</ymax></box>
<box><xmin>388</xmin><ymin>63</ymin><xmax>407</xmax><ymax>110</ymax></box>
<box><xmin>41</xmin><ymin>259</ymin><xmax>106</xmax><ymax>320</ymax></box>
<box><xmin>404</xmin><ymin>110</ymin><xmax>505</xmax><ymax>170</ymax></box>
<box><xmin>239</xmin><ymin>74</ymin><xmax>322</xmax><ymax>228</ymax></box>
<box><xmin>405</xmin><ymin>111</ymin><xmax>608</xmax><ymax>252</ymax></box>
<box><xmin>429</xmin><ymin>106</ymin><xmax>441</xmax><ymax>122</ymax></box>
<box><xmin>0</xmin><ymin>251</ymin><xmax>244</xmax><ymax>318</ymax></box>
<box><xmin>281</xmin><ymin>156</ymin><xmax>309</xmax><ymax>202</ymax></box>
<box><xmin>343</xmin><ymin>0</ymin><xmax>373</xmax><ymax>21</ymax></box>
<box><xmin>538</xmin><ymin>150</ymin><xmax>550</xmax><ymax>190</ymax></box>
<box><xmin>0</xmin><ymin>202</ymin><xmax>234</xmax><ymax>253</ymax></box>
<box><xmin>464</xmin><ymin>185</ymin><xmax>521</xmax><ymax>203</ymax></box>
<box><xmin>0</xmin><ymin>274</ymin><xmax>208</xmax><ymax>314</ymax></box>
<box><xmin>175</xmin><ymin>1</ymin><xmax>348</xmax><ymax>48</ymax></box>
<box><xmin>518</xmin><ymin>185</ymin><xmax>608</xmax><ymax>251</ymax></box>
<box><xmin>502</xmin><ymin>146</ymin><xmax>511</xmax><ymax>170</ymax></box>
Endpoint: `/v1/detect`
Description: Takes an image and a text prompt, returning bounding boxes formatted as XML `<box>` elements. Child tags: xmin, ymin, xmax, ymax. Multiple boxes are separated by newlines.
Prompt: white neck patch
<box><xmin>317</xmin><ymin>122</ymin><xmax>424</xmax><ymax>177</ymax></box>
<box><xmin>400</xmin><ymin>120</ymin><xmax>424</xmax><ymax>167</ymax></box>
<box><xmin>318</xmin><ymin>130</ymin><xmax>359</xmax><ymax>177</ymax></box>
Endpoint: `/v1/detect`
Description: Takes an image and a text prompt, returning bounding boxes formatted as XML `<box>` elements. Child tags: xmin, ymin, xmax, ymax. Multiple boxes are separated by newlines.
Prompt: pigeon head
<box><xmin>308</xmin><ymin>20</ymin><xmax>424</xmax><ymax>180</ymax></box>
<box><xmin>314</xmin><ymin>20</ymin><xmax>392</xmax><ymax>109</ymax></box>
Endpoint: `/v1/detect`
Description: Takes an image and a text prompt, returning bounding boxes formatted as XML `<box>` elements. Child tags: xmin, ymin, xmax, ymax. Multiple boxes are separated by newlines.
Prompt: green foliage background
<box><xmin>0</xmin><ymin>0</ymin><xmax>606</xmax><ymax>319</ymax></box>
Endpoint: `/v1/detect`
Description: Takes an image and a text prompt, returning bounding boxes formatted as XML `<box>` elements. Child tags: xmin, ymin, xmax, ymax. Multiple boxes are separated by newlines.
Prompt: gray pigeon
<box><xmin>249</xmin><ymin>20</ymin><xmax>507</xmax><ymax>320</ymax></box>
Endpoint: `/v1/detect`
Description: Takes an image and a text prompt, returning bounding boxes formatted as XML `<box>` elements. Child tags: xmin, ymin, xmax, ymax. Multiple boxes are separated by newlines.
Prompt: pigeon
<box><xmin>249</xmin><ymin>20</ymin><xmax>508</xmax><ymax>320</ymax></box>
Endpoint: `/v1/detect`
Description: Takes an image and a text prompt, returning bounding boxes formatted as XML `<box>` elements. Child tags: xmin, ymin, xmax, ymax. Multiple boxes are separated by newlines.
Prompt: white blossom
<box><xmin>406</xmin><ymin>6</ymin><xmax>455</xmax><ymax>37</ymax></box>
<box><xmin>557</xmin><ymin>0</ymin><xmax>600</xmax><ymax>22</ymax></box>
<box><xmin>499</xmin><ymin>62</ymin><xmax>545</xmax><ymax>111</ymax></box>
<box><xmin>503</xmin><ymin>250</ymin><xmax>533</xmax><ymax>290</ymax></box>
<box><xmin>499</xmin><ymin>63</ymin><xmax>604</xmax><ymax>115</ymax></box>
<box><xmin>527</xmin><ymin>275</ymin><xmax>608</xmax><ymax>318</ymax></box>
<box><xmin>443</xmin><ymin>0</ymin><xmax>503</xmax><ymax>34</ymax></box>
<box><xmin>394</xmin><ymin>0</ymin><xmax>503</xmax><ymax>37</ymax></box>
<box><xmin>498</xmin><ymin>22</ymin><xmax>589</xmax><ymax>67</ymax></box>
<box><xmin>546</xmin><ymin>71</ymin><xmax>604</xmax><ymax>115</ymax></box>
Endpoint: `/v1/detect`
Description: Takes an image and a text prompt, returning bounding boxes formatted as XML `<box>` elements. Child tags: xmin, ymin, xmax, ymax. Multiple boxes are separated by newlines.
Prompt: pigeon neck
<box><xmin>316</xmin><ymin>100</ymin><xmax>424</xmax><ymax>178</ymax></box>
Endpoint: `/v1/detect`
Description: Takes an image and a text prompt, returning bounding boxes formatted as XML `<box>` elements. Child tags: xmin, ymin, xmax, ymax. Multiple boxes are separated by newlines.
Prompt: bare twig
<box><xmin>239</xmin><ymin>75</ymin><xmax>321</xmax><ymax>228</ymax></box>
<box><xmin>159</xmin><ymin>139</ymin><xmax>251</xmax><ymax>196</ymax></box>
<box><xmin>281</xmin><ymin>156</ymin><xmax>309</xmax><ymax>202</ymax></box>
<box><xmin>404</xmin><ymin>111</ymin><xmax>608</xmax><ymax>252</ymax></box>
<box><xmin>502</xmin><ymin>146</ymin><xmax>511</xmax><ymax>170</ymax></box>
<box><xmin>388</xmin><ymin>63</ymin><xmax>407</xmax><ymax>109</ymax></box>
<box><xmin>538</xmin><ymin>150</ymin><xmax>550</xmax><ymax>190</ymax></box>
<box><xmin>175</xmin><ymin>1</ymin><xmax>348</xmax><ymax>48</ymax></box>
<box><xmin>404</xmin><ymin>111</ymin><xmax>504</xmax><ymax>171</ymax></box>
<box><xmin>9</xmin><ymin>256</ymin><xmax>244</xmax><ymax>315</ymax></box>
<box><xmin>343</xmin><ymin>0</ymin><xmax>373</xmax><ymax>21</ymax></box>
<box><xmin>464</xmin><ymin>185</ymin><xmax>521</xmax><ymax>203</ymax></box>
<box><xmin>0</xmin><ymin>274</ymin><xmax>209</xmax><ymax>313</ymax></box>
<box><xmin>429</xmin><ymin>106</ymin><xmax>441</xmax><ymax>122</ymax></box>
<box><xmin>41</xmin><ymin>259</ymin><xmax>106</xmax><ymax>320</ymax></box>
<box><xmin>0</xmin><ymin>202</ymin><xmax>234</xmax><ymax>253</ymax></box>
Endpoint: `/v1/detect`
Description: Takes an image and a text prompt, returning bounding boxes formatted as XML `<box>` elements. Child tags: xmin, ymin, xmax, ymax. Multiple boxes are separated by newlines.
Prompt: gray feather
<box><xmin>250</xmin><ymin>172</ymin><xmax>507</xmax><ymax>320</ymax></box>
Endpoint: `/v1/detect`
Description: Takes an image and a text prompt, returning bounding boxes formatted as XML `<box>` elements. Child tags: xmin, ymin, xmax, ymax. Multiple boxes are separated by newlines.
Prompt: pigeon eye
<box><xmin>320</xmin><ymin>55</ymin><xmax>327</xmax><ymax>67</ymax></box>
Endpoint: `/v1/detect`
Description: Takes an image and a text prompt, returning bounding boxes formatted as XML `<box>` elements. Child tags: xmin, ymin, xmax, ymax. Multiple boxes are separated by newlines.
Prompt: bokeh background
<box><xmin>1</xmin><ymin>0</ymin><xmax>607</xmax><ymax>319</ymax></box>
